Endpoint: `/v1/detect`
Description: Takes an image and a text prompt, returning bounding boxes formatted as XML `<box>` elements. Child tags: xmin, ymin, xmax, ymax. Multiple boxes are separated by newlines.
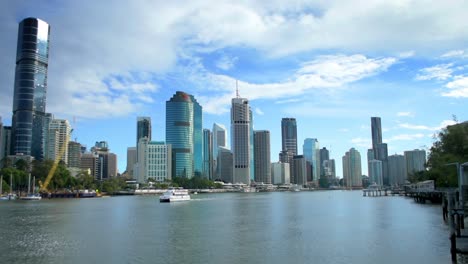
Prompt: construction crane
<box><xmin>39</xmin><ymin>128</ymin><xmax>72</xmax><ymax>192</ymax></box>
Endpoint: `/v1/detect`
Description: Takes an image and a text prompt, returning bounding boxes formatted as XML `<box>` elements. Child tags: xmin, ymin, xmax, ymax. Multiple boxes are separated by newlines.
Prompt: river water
<box><xmin>0</xmin><ymin>191</ymin><xmax>454</xmax><ymax>263</ymax></box>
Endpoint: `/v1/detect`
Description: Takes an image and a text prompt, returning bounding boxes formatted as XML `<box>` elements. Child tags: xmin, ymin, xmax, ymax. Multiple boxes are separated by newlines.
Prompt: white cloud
<box><xmin>194</xmin><ymin>54</ymin><xmax>396</xmax><ymax>113</ymax></box>
<box><xmin>398</xmin><ymin>51</ymin><xmax>415</xmax><ymax>58</ymax></box>
<box><xmin>441</xmin><ymin>50</ymin><xmax>465</xmax><ymax>58</ymax></box>
<box><xmin>443</xmin><ymin>76</ymin><xmax>468</xmax><ymax>98</ymax></box>
<box><xmin>351</xmin><ymin>137</ymin><xmax>371</xmax><ymax>148</ymax></box>
<box><xmin>275</xmin><ymin>98</ymin><xmax>302</xmax><ymax>104</ymax></box>
<box><xmin>255</xmin><ymin>107</ymin><xmax>264</xmax><ymax>116</ymax></box>
<box><xmin>397</xmin><ymin>111</ymin><xmax>414</xmax><ymax>117</ymax></box>
<box><xmin>215</xmin><ymin>55</ymin><xmax>238</xmax><ymax>70</ymax></box>
<box><xmin>399</xmin><ymin>120</ymin><xmax>457</xmax><ymax>131</ymax></box>
<box><xmin>415</xmin><ymin>63</ymin><xmax>453</xmax><ymax>81</ymax></box>
<box><xmin>386</xmin><ymin>133</ymin><xmax>426</xmax><ymax>142</ymax></box>
<box><xmin>339</xmin><ymin>128</ymin><xmax>349</xmax><ymax>132</ymax></box>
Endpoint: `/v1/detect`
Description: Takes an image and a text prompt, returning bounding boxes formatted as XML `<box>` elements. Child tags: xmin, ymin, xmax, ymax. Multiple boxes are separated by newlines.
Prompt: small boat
<box><xmin>20</xmin><ymin>193</ymin><xmax>42</xmax><ymax>200</ymax></box>
<box><xmin>19</xmin><ymin>175</ymin><xmax>42</xmax><ymax>200</ymax></box>
<box><xmin>0</xmin><ymin>173</ymin><xmax>17</xmax><ymax>201</ymax></box>
<box><xmin>159</xmin><ymin>188</ymin><xmax>191</xmax><ymax>202</ymax></box>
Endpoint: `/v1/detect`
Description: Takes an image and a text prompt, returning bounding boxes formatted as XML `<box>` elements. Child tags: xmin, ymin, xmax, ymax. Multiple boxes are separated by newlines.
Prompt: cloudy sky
<box><xmin>1</xmin><ymin>0</ymin><xmax>467</xmax><ymax>175</ymax></box>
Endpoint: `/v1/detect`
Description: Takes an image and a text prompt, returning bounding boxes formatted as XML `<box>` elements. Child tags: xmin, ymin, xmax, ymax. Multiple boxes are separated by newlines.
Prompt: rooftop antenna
<box><xmin>236</xmin><ymin>80</ymin><xmax>240</xmax><ymax>98</ymax></box>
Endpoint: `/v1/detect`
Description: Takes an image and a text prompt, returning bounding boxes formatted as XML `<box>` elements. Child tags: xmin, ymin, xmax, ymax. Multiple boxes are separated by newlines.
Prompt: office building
<box><xmin>271</xmin><ymin>162</ymin><xmax>290</xmax><ymax>185</ymax></box>
<box><xmin>203</xmin><ymin>129</ymin><xmax>213</xmax><ymax>179</ymax></box>
<box><xmin>166</xmin><ymin>91</ymin><xmax>198</xmax><ymax>179</ymax></box>
<box><xmin>292</xmin><ymin>155</ymin><xmax>307</xmax><ymax>186</ymax></box>
<box><xmin>303</xmin><ymin>138</ymin><xmax>320</xmax><ymax>182</ymax></box>
<box><xmin>11</xmin><ymin>18</ymin><xmax>50</xmax><ymax>159</ymax></box>
<box><xmin>231</xmin><ymin>97</ymin><xmax>251</xmax><ymax>184</ymax></box>
<box><xmin>404</xmin><ymin>149</ymin><xmax>426</xmax><ymax>178</ymax></box>
<box><xmin>369</xmin><ymin>159</ymin><xmax>383</xmax><ymax>186</ymax></box>
<box><xmin>189</xmin><ymin>95</ymin><xmax>203</xmax><ymax>177</ymax></box>
<box><xmin>281</xmin><ymin>118</ymin><xmax>297</xmax><ymax>155</ymax></box>
<box><xmin>212</xmin><ymin>123</ymin><xmax>227</xmax><ymax>179</ymax></box>
<box><xmin>67</xmin><ymin>141</ymin><xmax>81</xmax><ymax>168</ymax></box>
<box><xmin>388</xmin><ymin>154</ymin><xmax>406</xmax><ymax>185</ymax></box>
<box><xmin>81</xmin><ymin>153</ymin><xmax>98</xmax><ymax>178</ymax></box>
<box><xmin>371</xmin><ymin>117</ymin><xmax>382</xmax><ymax>151</ymax></box>
<box><xmin>136</xmin><ymin>117</ymin><xmax>151</xmax><ymax>161</ymax></box>
<box><xmin>136</xmin><ymin>137</ymin><xmax>172</xmax><ymax>183</ymax></box>
<box><xmin>218</xmin><ymin>146</ymin><xmax>233</xmax><ymax>183</ymax></box>
<box><xmin>254</xmin><ymin>130</ymin><xmax>271</xmax><ymax>184</ymax></box>
<box><xmin>342</xmin><ymin>148</ymin><xmax>362</xmax><ymax>187</ymax></box>
<box><xmin>126</xmin><ymin>147</ymin><xmax>137</xmax><ymax>177</ymax></box>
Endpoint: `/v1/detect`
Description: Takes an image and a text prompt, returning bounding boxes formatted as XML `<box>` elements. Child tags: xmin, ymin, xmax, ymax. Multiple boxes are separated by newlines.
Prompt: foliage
<box><xmin>414</xmin><ymin>122</ymin><xmax>468</xmax><ymax>187</ymax></box>
<box><xmin>101</xmin><ymin>177</ymin><xmax>127</xmax><ymax>194</ymax></box>
<box><xmin>172</xmin><ymin>176</ymin><xmax>221</xmax><ymax>189</ymax></box>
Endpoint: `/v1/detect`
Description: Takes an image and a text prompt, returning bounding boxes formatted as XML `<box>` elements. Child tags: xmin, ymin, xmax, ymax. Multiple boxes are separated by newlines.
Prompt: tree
<box><xmin>418</xmin><ymin>121</ymin><xmax>468</xmax><ymax>187</ymax></box>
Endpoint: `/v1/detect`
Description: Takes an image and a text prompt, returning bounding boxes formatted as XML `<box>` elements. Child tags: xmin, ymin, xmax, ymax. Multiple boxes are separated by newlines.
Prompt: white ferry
<box><xmin>159</xmin><ymin>188</ymin><xmax>191</xmax><ymax>203</ymax></box>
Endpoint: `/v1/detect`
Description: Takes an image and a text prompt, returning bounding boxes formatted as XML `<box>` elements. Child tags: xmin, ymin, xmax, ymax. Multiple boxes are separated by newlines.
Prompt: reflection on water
<box><xmin>0</xmin><ymin>191</ymin><xmax>454</xmax><ymax>264</ymax></box>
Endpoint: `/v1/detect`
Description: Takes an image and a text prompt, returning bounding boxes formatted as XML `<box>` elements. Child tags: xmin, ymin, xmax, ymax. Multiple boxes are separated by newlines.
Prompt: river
<box><xmin>0</xmin><ymin>191</ymin><xmax>454</xmax><ymax>263</ymax></box>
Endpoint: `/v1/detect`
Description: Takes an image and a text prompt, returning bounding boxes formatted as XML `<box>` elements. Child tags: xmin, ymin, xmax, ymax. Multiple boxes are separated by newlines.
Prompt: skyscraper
<box><xmin>254</xmin><ymin>130</ymin><xmax>271</xmax><ymax>184</ymax></box>
<box><xmin>404</xmin><ymin>149</ymin><xmax>426</xmax><ymax>179</ymax></box>
<box><xmin>202</xmin><ymin>129</ymin><xmax>213</xmax><ymax>179</ymax></box>
<box><xmin>136</xmin><ymin>138</ymin><xmax>172</xmax><ymax>183</ymax></box>
<box><xmin>368</xmin><ymin>159</ymin><xmax>383</xmax><ymax>186</ymax></box>
<box><xmin>126</xmin><ymin>147</ymin><xmax>137</xmax><ymax>177</ymax></box>
<box><xmin>342</xmin><ymin>148</ymin><xmax>362</xmax><ymax>188</ymax></box>
<box><xmin>281</xmin><ymin>118</ymin><xmax>297</xmax><ymax>155</ymax></box>
<box><xmin>218</xmin><ymin>146</ymin><xmax>233</xmax><ymax>183</ymax></box>
<box><xmin>166</xmin><ymin>91</ymin><xmax>196</xmax><ymax>178</ymax></box>
<box><xmin>231</xmin><ymin>97</ymin><xmax>251</xmax><ymax>184</ymax></box>
<box><xmin>137</xmin><ymin>117</ymin><xmax>151</xmax><ymax>144</ymax></box>
<box><xmin>190</xmin><ymin>95</ymin><xmax>203</xmax><ymax>177</ymax></box>
<box><xmin>11</xmin><ymin>18</ymin><xmax>50</xmax><ymax>159</ymax></box>
<box><xmin>319</xmin><ymin>147</ymin><xmax>330</xmax><ymax>177</ymax></box>
<box><xmin>293</xmin><ymin>155</ymin><xmax>307</xmax><ymax>186</ymax></box>
<box><xmin>212</xmin><ymin>123</ymin><xmax>227</xmax><ymax>179</ymax></box>
<box><xmin>371</xmin><ymin>117</ymin><xmax>382</xmax><ymax>151</ymax></box>
<box><xmin>388</xmin><ymin>154</ymin><xmax>406</xmax><ymax>185</ymax></box>
<box><xmin>67</xmin><ymin>141</ymin><xmax>82</xmax><ymax>168</ymax></box>
<box><xmin>303</xmin><ymin>138</ymin><xmax>320</xmax><ymax>182</ymax></box>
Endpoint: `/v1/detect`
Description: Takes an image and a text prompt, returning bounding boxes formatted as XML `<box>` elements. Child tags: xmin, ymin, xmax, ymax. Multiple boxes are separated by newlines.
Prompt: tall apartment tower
<box><xmin>166</xmin><ymin>91</ymin><xmax>200</xmax><ymax>179</ymax></box>
<box><xmin>46</xmin><ymin>119</ymin><xmax>71</xmax><ymax>163</ymax></box>
<box><xmin>370</xmin><ymin>117</ymin><xmax>389</xmax><ymax>185</ymax></box>
<box><xmin>11</xmin><ymin>18</ymin><xmax>51</xmax><ymax>159</ymax></box>
<box><xmin>254</xmin><ymin>130</ymin><xmax>271</xmax><ymax>184</ymax></box>
<box><xmin>342</xmin><ymin>148</ymin><xmax>362</xmax><ymax>188</ymax></box>
<box><xmin>136</xmin><ymin>116</ymin><xmax>151</xmax><ymax>162</ymax></box>
<box><xmin>388</xmin><ymin>154</ymin><xmax>406</xmax><ymax>185</ymax></box>
<box><xmin>231</xmin><ymin>97</ymin><xmax>251</xmax><ymax>184</ymax></box>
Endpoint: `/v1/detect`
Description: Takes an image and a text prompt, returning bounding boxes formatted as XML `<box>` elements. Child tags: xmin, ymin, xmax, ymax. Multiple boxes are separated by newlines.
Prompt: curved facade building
<box><xmin>11</xmin><ymin>18</ymin><xmax>50</xmax><ymax>158</ymax></box>
<box><xmin>166</xmin><ymin>91</ymin><xmax>195</xmax><ymax>178</ymax></box>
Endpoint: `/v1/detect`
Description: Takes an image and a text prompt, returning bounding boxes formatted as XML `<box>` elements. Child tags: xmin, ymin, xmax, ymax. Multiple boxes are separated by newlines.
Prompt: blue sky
<box><xmin>0</xmin><ymin>1</ymin><xmax>467</xmax><ymax>175</ymax></box>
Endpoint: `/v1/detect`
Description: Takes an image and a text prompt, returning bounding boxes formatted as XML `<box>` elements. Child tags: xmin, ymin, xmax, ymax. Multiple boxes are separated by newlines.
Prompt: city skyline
<box><xmin>0</xmin><ymin>2</ymin><xmax>467</xmax><ymax>176</ymax></box>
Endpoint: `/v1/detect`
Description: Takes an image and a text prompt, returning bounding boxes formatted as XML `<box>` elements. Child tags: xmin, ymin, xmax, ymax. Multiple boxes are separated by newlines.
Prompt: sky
<box><xmin>0</xmin><ymin>1</ymin><xmax>467</xmax><ymax>176</ymax></box>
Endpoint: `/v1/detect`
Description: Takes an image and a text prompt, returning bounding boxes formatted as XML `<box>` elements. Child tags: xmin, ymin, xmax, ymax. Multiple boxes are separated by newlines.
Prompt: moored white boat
<box><xmin>159</xmin><ymin>188</ymin><xmax>191</xmax><ymax>202</ymax></box>
<box><xmin>19</xmin><ymin>193</ymin><xmax>42</xmax><ymax>200</ymax></box>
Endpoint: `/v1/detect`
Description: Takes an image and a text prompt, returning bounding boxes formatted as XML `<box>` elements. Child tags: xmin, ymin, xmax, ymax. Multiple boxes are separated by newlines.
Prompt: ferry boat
<box><xmin>159</xmin><ymin>188</ymin><xmax>191</xmax><ymax>202</ymax></box>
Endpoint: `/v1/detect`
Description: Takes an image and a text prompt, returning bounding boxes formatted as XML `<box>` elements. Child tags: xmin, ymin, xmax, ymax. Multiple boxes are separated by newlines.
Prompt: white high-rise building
<box><xmin>231</xmin><ymin>97</ymin><xmax>251</xmax><ymax>184</ymax></box>
<box><xmin>136</xmin><ymin>138</ymin><xmax>172</xmax><ymax>183</ymax></box>
<box><xmin>271</xmin><ymin>162</ymin><xmax>290</xmax><ymax>185</ymax></box>
<box><xmin>46</xmin><ymin>119</ymin><xmax>71</xmax><ymax>163</ymax></box>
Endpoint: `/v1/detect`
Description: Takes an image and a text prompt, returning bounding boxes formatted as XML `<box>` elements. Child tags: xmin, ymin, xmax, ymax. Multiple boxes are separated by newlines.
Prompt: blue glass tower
<box><xmin>166</xmin><ymin>92</ymin><xmax>199</xmax><ymax>178</ymax></box>
<box><xmin>189</xmin><ymin>95</ymin><xmax>203</xmax><ymax>177</ymax></box>
<box><xmin>11</xmin><ymin>18</ymin><xmax>50</xmax><ymax>158</ymax></box>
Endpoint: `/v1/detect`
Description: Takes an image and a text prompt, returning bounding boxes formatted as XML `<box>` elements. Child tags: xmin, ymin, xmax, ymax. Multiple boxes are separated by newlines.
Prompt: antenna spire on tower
<box><xmin>236</xmin><ymin>80</ymin><xmax>240</xmax><ymax>98</ymax></box>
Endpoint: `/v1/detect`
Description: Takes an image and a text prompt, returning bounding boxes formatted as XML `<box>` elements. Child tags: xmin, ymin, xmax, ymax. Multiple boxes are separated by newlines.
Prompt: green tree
<box><xmin>419</xmin><ymin>121</ymin><xmax>468</xmax><ymax>187</ymax></box>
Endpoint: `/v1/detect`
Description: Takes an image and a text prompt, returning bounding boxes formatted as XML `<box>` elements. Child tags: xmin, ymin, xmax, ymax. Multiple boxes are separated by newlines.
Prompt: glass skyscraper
<box><xmin>202</xmin><ymin>129</ymin><xmax>212</xmax><ymax>179</ymax></box>
<box><xmin>136</xmin><ymin>116</ymin><xmax>151</xmax><ymax>162</ymax></box>
<box><xmin>11</xmin><ymin>18</ymin><xmax>50</xmax><ymax>158</ymax></box>
<box><xmin>189</xmin><ymin>95</ymin><xmax>203</xmax><ymax>177</ymax></box>
<box><xmin>166</xmin><ymin>91</ymin><xmax>202</xmax><ymax>179</ymax></box>
<box><xmin>281</xmin><ymin>118</ymin><xmax>297</xmax><ymax>155</ymax></box>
